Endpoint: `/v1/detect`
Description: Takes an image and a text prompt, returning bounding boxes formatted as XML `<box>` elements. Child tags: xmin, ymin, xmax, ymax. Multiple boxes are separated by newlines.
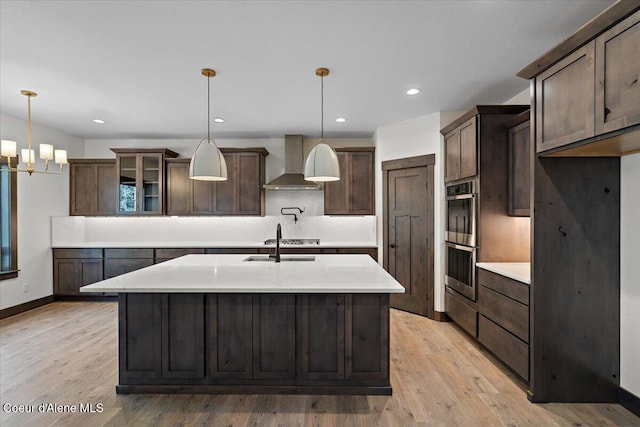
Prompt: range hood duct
<box><xmin>263</xmin><ymin>135</ymin><xmax>321</xmax><ymax>190</ymax></box>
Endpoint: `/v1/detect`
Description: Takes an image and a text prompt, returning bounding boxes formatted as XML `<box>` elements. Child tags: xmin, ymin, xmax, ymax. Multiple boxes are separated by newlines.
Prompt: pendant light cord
<box><xmin>207</xmin><ymin>75</ymin><xmax>211</xmax><ymax>140</ymax></box>
<box><xmin>320</xmin><ymin>74</ymin><xmax>324</xmax><ymax>139</ymax></box>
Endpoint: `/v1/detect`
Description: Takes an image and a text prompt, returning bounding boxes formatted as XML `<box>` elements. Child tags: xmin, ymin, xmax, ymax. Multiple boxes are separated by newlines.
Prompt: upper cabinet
<box><xmin>507</xmin><ymin>111</ymin><xmax>531</xmax><ymax>217</ymax></box>
<box><xmin>595</xmin><ymin>12</ymin><xmax>640</xmax><ymax>136</ymax></box>
<box><xmin>166</xmin><ymin>148</ymin><xmax>268</xmax><ymax>216</ymax></box>
<box><xmin>112</xmin><ymin>149</ymin><xmax>179</xmax><ymax>216</ymax></box>
<box><xmin>444</xmin><ymin>117</ymin><xmax>477</xmax><ymax>183</ymax></box>
<box><xmin>324</xmin><ymin>147</ymin><xmax>375</xmax><ymax>215</ymax></box>
<box><xmin>520</xmin><ymin>8</ymin><xmax>640</xmax><ymax>156</ymax></box>
<box><xmin>441</xmin><ymin>106</ymin><xmax>528</xmax><ymax>184</ymax></box>
<box><xmin>69</xmin><ymin>159</ymin><xmax>117</xmax><ymax>216</ymax></box>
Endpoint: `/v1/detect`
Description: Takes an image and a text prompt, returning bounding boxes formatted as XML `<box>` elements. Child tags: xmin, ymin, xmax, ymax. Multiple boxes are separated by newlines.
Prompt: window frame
<box><xmin>0</xmin><ymin>158</ymin><xmax>18</xmax><ymax>280</ymax></box>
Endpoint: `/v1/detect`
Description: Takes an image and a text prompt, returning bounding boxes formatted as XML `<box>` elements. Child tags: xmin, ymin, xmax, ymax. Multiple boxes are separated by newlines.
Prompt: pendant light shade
<box><xmin>189</xmin><ymin>138</ymin><xmax>228</xmax><ymax>181</ymax></box>
<box><xmin>304</xmin><ymin>143</ymin><xmax>340</xmax><ymax>182</ymax></box>
<box><xmin>189</xmin><ymin>68</ymin><xmax>227</xmax><ymax>181</ymax></box>
<box><xmin>304</xmin><ymin>67</ymin><xmax>340</xmax><ymax>182</ymax></box>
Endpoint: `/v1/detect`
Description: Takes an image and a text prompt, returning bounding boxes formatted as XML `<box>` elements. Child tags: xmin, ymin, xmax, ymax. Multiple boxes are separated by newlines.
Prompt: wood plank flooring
<box><xmin>1</xmin><ymin>301</ymin><xmax>638</xmax><ymax>426</ymax></box>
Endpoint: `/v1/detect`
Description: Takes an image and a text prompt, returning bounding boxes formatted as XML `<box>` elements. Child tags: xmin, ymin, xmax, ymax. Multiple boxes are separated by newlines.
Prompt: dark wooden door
<box><xmin>162</xmin><ymin>294</ymin><xmax>205</xmax><ymax>379</ymax></box>
<box><xmin>458</xmin><ymin>117</ymin><xmax>477</xmax><ymax>180</ymax></box>
<box><xmin>324</xmin><ymin>152</ymin><xmax>349</xmax><ymax>214</ymax></box>
<box><xmin>535</xmin><ymin>42</ymin><xmax>595</xmax><ymax>152</ymax></box>
<box><xmin>349</xmin><ymin>151</ymin><xmax>374</xmax><ymax>214</ymax></box>
<box><xmin>214</xmin><ymin>153</ymin><xmax>237</xmax><ymax>214</ymax></box>
<box><xmin>595</xmin><ymin>11</ymin><xmax>640</xmax><ymax>135</ymax></box>
<box><xmin>252</xmin><ymin>294</ymin><xmax>296</xmax><ymax>379</ymax></box>
<box><xmin>383</xmin><ymin>155</ymin><xmax>434</xmax><ymax>317</ymax></box>
<box><xmin>508</xmin><ymin>119</ymin><xmax>531</xmax><ymax>216</ymax></box>
<box><xmin>95</xmin><ymin>162</ymin><xmax>117</xmax><ymax>215</ymax></box>
<box><xmin>444</xmin><ymin>130</ymin><xmax>460</xmax><ymax>183</ymax></box>
<box><xmin>166</xmin><ymin>161</ymin><xmax>190</xmax><ymax>215</ymax></box>
<box><xmin>69</xmin><ymin>162</ymin><xmax>96</xmax><ymax>215</ymax></box>
<box><xmin>237</xmin><ymin>153</ymin><xmax>262</xmax><ymax>215</ymax></box>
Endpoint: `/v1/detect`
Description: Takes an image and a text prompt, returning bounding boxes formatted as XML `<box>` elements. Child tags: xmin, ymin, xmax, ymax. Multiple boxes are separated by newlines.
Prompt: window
<box><xmin>0</xmin><ymin>159</ymin><xmax>17</xmax><ymax>280</ymax></box>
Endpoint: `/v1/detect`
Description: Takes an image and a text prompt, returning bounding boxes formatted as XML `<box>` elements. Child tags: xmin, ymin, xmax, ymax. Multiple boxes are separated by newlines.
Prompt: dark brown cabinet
<box><xmin>444</xmin><ymin>117</ymin><xmax>477</xmax><ymax>183</ymax></box>
<box><xmin>477</xmin><ymin>268</ymin><xmax>530</xmax><ymax>381</ymax></box>
<box><xmin>69</xmin><ymin>159</ymin><xmax>117</xmax><ymax>216</ymax></box>
<box><xmin>532</xmin><ymin>10</ymin><xmax>639</xmax><ymax>154</ymax></box>
<box><xmin>508</xmin><ymin>112</ymin><xmax>531</xmax><ymax>216</ymax></box>
<box><xmin>104</xmin><ymin>248</ymin><xmax>154</xmax><ymax>279</ymax></box>
<box><xmin>53</xmin><ymin>249</ymin><xmax>103</xmax><ymax>296</ymax></box>
<box><xmin>324</xmin><ymin>148</ymin><xmax>375</xmax><ymax>215</ymax></box>
<box><xmin>112</xmin><ymin>149</ymin><xmax>179</xmax><ymax>216</ymax></box>
<box><xmin>165</xmin><ymin>148</ymin><xmax>268</xmax><ymax>216</ymax></box>
<box><xmin>535</xmin><ymin>43</ymin><xmax>596</xmax><ymax>152</ymax></box>
<box><xmin>595</xmin><ymin>11</ymin><xmax>640</xmax><ymax>136</ymax></box>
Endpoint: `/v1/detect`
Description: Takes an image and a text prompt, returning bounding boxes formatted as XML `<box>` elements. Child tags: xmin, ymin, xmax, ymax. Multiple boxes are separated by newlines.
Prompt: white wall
<box><xmin>0</xmin><ymin>114</ymin><xmax>84</xmax><ymax>310</ymax></box>
<box><xmin>373</xmin><ymin>111</ymin><xmax>462</xmax><ymax>312</ymax></box>
<box><xmin>621</xmin><ymin>152</ymin><xmax>640</xmax><ymax>396</ymax></box>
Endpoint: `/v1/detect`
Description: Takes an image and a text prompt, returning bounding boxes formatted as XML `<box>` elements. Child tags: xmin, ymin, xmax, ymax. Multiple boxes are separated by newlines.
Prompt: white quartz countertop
<box><xmin>80</xmin><ymin>254</ymin><xmax>405</xmax><ymax>294</ymax></box>
<box><xmin>53</xmin><ymin>241</ymin><xmax>376</xmax><ymax>249</ymax></box>
<box><xmin>476</xmin><ymin>262</ymin><xmax>531</xmax><ymax>284</ymax></box>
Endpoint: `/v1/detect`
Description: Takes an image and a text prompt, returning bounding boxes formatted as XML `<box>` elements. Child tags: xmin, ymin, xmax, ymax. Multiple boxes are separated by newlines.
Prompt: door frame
<box><xmin>382</xmin><ymin>154</ymin><xmax>435</xmax><ymax>319</ymax></box>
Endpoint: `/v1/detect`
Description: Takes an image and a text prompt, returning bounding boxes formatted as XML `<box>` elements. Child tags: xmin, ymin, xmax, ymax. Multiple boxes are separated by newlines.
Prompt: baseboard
<box><xmin>0</xmin><ymin>295</ymin><xmax>55</xmax><ymax>320</ymax></box>
<box><xmin>619</xmin><ymin>387</ymin><xmax>640</xmax><ymax>417</ymax></box>
<box><xmin>433</xmin><ymin>311</ymin><xmax>450</xmax><ymax>322</ymax></box>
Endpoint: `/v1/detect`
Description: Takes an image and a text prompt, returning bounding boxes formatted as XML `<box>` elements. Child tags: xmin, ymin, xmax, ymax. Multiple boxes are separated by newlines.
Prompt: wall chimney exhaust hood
<box><xmin>264</xmin><ymin>135</ymin><xmax>321</xmax><ymax>190</ymax></box>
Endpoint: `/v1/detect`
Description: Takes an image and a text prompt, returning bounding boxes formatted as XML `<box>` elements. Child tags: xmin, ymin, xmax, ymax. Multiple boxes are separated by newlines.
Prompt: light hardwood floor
<box><xmin>1</xmin><ymin>301</ymin><xmax>638</xmax><ymax>427</ymax></box>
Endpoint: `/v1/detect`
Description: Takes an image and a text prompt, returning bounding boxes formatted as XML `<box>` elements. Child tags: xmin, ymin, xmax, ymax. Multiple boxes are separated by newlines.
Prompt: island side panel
<box><xmin>117</xmin><ymin>292</ymin><xmax>391</xmax><ymax>393</ymax></box>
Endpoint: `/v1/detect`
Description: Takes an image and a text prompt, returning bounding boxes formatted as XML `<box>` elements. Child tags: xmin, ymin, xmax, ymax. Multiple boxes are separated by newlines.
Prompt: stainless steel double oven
<box><xmin>445</xmin><ymin>180</ymin><xmax>477</xmax><ymax>301</ymax></box>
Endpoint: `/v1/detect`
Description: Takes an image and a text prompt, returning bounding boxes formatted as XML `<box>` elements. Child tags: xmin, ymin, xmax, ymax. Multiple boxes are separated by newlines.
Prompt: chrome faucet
<box><xmin>275</xmin><ymin>223</ymin><xmax>282</xmax><ymax>263</ymax></box>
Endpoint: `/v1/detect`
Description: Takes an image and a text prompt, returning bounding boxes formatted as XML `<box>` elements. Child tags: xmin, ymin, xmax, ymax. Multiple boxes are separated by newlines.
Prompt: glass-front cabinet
<box><xmin>112</xmin><ymin>149</ymin><xmax>179</xmax><ymax>215</ymax></box>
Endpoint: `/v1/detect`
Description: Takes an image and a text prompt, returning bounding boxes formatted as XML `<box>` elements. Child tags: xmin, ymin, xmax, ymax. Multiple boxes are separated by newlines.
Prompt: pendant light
<box><xmin>189</xmin><ymin>68</ymin><xmax>227</xmax><ymax>181</ymax></box>
<box><xmin>304</xmin><ymin>68</ymin><xmax>340</xmax><ymax>182</ymax></box>
<box><xmin>1</xmin><ymin>90</ymin><xmax>68</xmax><ymax>175</ymax></box>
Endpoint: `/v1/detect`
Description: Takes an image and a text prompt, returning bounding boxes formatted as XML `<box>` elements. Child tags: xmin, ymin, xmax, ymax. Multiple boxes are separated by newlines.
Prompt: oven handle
<box><xmin>446</xmin><ymin>193</ymin><xmax>476</xmax><ymax>201</ymax></box>
<box><xmin>445</xmin><ymin>242</ymin><xmax>475</xmax><ymax>252</ymax></box>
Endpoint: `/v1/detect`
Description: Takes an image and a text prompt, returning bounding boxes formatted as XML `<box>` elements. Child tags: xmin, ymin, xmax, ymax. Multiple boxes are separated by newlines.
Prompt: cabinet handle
<box><xmin>604</xmin><ymin>107</ymin><xmax>611</xmax><ymax>120</ymax></box>
<box><xmin>389</xmin><ymin>244</ymin><xmax>397</xmax><ymax>248</ymax></box>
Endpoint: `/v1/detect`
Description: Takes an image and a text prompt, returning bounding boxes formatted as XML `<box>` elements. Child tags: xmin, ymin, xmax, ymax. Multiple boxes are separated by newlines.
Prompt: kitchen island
<box><xmin>80</xmin><ymin>254</ymin><xmax>404</xmax><ymax>395</ymax></box>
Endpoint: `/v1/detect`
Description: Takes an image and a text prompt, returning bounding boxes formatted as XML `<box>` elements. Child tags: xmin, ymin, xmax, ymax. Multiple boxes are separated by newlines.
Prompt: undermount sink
<box><xmin>243</xmin><ymin>255</ymin><xmax>316</xmax><ymax>262</ymax></box>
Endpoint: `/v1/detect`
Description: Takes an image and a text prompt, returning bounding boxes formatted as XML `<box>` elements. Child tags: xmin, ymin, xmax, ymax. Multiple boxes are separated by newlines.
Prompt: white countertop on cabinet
<box><xmin>80</xmin><ymin>254</ymin><xmax>404</xmax><ymax>294</ymax></box>
<box><xmin>476</xmin><ymin>262</ymin><xmax>531</xmax><ymax>284</ymax></box>
<box><xmin>53</xmin><ymin>241</ymin><xmax>376</xmax><ymax>248</ymax></box>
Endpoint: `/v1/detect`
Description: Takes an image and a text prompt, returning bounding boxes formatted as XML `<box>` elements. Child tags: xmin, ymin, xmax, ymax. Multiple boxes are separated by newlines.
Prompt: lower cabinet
<box><xmin>53</xmin><ymin>249</ymin><xmax>104</xmax><ymax>296</ymax></box>
<box><xmin>445</xmin><ymin>288</ymin><xmax>478</xmax><ymax>338</ymax></box>
<box><xmin>118</xmin><ymin>292</ymin><xmax>390</xmax><ymax>389</ymax></box>
<box><xmin>104</xmin><ymin>249</ymin><xmax>154</xmax><ymax>278</ymax></box>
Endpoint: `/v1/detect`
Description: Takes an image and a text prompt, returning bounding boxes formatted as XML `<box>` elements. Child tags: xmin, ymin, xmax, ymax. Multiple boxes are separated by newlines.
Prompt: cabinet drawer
<box><xmin>104</xmin><ymin>258</ymin><xmax>154</xmax><ymax>278</ymax></box>
<box><xmin>205</xmin><ymin>248</ymin><xmax>267</xmax><ymax>254</ymax></box>
<box><xmin>479</xmin><ymin>315</ymin><xmax>528</xmax><ymax>381</ymax></box>
<box><xmin>155</xmin><ymin>248</ymin><xmax>205</xmax><ymax>259</ymax></box>
<box><xmin>53</xmin><ymin>248</ymin><xmax>103</xmax><ymax>259</ymax></box>
<box><xmin>104</xmin><ymin>248</ymin><xmax>154</xmax><ymax>259</ymax></box>
<box><xmin>445</xmin><ymin>289</ymin><xmax>477</xmax><ymax>338</ymax></box>
<box><xmin>478</xmin><ymin>285</ymin><xmax>529</xmax><ymax>342</ymax></box>
<box><xmin>477</xmin><ymin>268</ymin><xmax>529</xmax><ymax>305</ymax></box>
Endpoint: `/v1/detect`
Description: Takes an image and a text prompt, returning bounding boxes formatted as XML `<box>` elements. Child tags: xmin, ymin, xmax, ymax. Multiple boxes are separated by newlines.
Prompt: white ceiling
<box><xmin>0</xmin><ymin>0</ymin><xmax>614</xmax><ymax>140</ymax></box>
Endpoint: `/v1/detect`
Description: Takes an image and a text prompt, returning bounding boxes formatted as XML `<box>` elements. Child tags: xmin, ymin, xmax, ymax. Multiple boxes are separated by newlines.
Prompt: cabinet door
<box><xmin>95</xmin><ymin>163</ymin><xmax>117</xmax><ymax>215</ymax></box>
<box><xmin>69</xmin><ymin>163</ymin><xmax>97</xmax><ymax>216</ymax></box>
<box><xmin>458</xmin><ymin>117</ymin><xmax>477</xmax><ymax>179</ymax></box>
<box><xmin>535</xmin><ymin>42</ymin><xmax>596</xmax><ymax>152</ymax></box>
<box><xmin>208</xmin><ymin>294</ymin><xmax>253</xmax><ymax>379</ymax></box>
<box><xmin>54</xmin><ymin>258</ymin><xmax>103</xmax><ymax>296</ymax></box>
<box><xmin>324</xmin><ymin>152</ymin><xmax>349</xmax><ymax>214</ymax></box>
<box><xmin>117</xmin><ymin>155</ymin><xmax>138</xmax><ymax>214</ymax></box>
<box><xmin>252</xmin><ymin>294</ymin><xmax>296</xmax><ymax>379</ymax></box>
<box><xmin>298</xmin><ymin>295</ymin><xmax>345</xmax><ymax>381</ymax></box>
<box><xmin>508</xmin><ymin>120</ymin><xmax>531</xmax><ymax>216</ymax></box>
<box><xmin>444</xmin><ymin>130</ymin><xmax>460</xmax><ymax>183</ymax></box>
<box><xmin>191</xmin><ymin>180</ymin><xmax>215</xmax><ymax>215</ymax></box>
<box><xmin>213</xmin><ymin>153</ymin><xmax>237</xmax><ymax>214</ymax></box>
<box><xmin>595</xmin><ymin>11</ymin><xmax>640</xmax><ymax>135</ymax></box>
<box><xmin>162</xmin><ymin>294</ymin><xmax>205</xmax><ymax>379</ymax></box>
<box><xmin>349</xmin><ymin>151</ymin><xmax>374</xmax><ymax>214</ymax></box>
<box><xmin>237</xmin><ymin>153</ymin><xmax>263</xmax><ymax>215</ymax></box>
<box><xmin>166</xmin><ymin>161</ymin><xmax>190</xmax><ymax>215</ymax></box>
<box><xmin>140</xmin><ymin>154</ymin><xmax>163</xmax><ymax>215</ymax></box>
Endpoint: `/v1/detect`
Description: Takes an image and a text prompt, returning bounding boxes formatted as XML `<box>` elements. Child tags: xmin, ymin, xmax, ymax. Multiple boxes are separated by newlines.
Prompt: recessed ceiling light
<box><xmin>406</xmin><ymin>88</ymin><xmax>420</xmax><ymax>96</ymax></box>
<box><xmin>213</xmin><ymin>117</ymin><xmax>225</xmax><ymax>123</ymax></box>
<box><xmin>336</xmin><ymin>117</ymin><xmax>346</xmax><ymax>123</ymax></box>
<box><xmin>92</xmin><ymin>119</ymin><xmax>105</xmax><ymax>124</ymax></box>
